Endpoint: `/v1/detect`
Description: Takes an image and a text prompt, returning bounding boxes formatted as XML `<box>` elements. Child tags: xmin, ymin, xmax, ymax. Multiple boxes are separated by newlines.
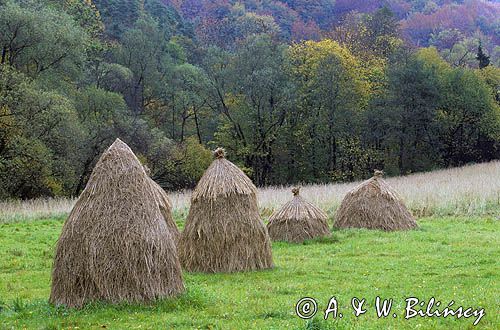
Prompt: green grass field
<box><xmin>0</xmin><ymin>216</ymin><xmax>499</xmax><ymax>329</ymax></box>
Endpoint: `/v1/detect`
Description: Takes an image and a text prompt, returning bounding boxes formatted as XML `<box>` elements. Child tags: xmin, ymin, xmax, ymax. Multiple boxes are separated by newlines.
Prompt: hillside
<box><xmin>93</xmin><ymin>1</ymin><xmax>500</xmax><ymax>56</ymax></box>
<box><xmin>0</xmin><ymin>0</ymin><xmax>499</xmax><ymax>200</ymax></box>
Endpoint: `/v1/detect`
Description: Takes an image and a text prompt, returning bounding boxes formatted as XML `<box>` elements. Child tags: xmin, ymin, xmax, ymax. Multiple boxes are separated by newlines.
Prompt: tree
<box><xmin>0</xmin><ymin>136</ymin><xmax>56</xmax><ymax>198</ymax></box>
<box><xmin>476</xmin><ymin>40</ymin><xmax>490</xmax><ymax>69</ymax></box>
<box><xmin>196</xmin><ymin>3</ymin><xmax>280</xmax><ymax>50</ymax></box>
<box><xmin>207</xmin><ymin>35</ymin><xmax>290</xmax><ymax>185</ymax></box>
<box><xmin>114</xmin><ymin>17</ymin><xmax>175</xmax><ymax>114</ymax></box>
<box><xmin>72</xmin><ymin>86</ymin><xmax>129</xmax><ymax>194</ymax></box>
<box><xmin>153</xmin><ymin>137</ymin><xmax>212</xmax><ymax>190</ymax></box>
<box><xmin>281</xmin><ymin>0</ymin><xmax>336</xmax><ymax>29</ymax></box>
<box><xmin>0</xmin><ymin>65</ymin><xmax>83</xmax><ymax>197</ymax></box>
<box><xmin>287</xmin><ymin>39</ymin><xmax>370</xmax><ymax>181</ymax></box>
<box><xmin>476</xmin><ymin>66</ymin><xmax>500</xmax><ymax>103</ymax></box>
<box><xmin>371</xmin><ymin>50</ymin><xmax>442</xmax><ymax>174</ymax></box>
<box><xmin>45</xmin><ymin>0</ymin><xmax>104</xmax><ymax>38</ymax></box>
<box><xmin>172</xmin><ymin>64</ymin><xmax>210</xmax><ymax>143</ymax></box>
<box><xmin>1</xmin><ymin>0</ymin><xmax>498</xmax><ymax>198</ymax></box>
<box><xmin>330</xmin><ymin>7</ymin><xmax>402</xmax><ymax>60</ymax></box>
<box><xmin>93</xmin><ymin>0</ymin><xmax>142</xmax><ymax>38</ymax></box>
<box><xmin>147</xmin><ymin>63</ymin><xmax>211</xmax><ymax>143</ymax></box>
<box><xmin>438</xmin><ymin>68</ymin><xmax>500</xmax><ymax>165</ymax></box>
<box><xmin>144</xmin><ymin>0</ymin><xmax>188</xmax><ymax>38</ymax></box>
<box><xmin>0</xmin><ymin>1</ymin><xmax>88</xmax><ymax>80</ymax></box>
<box><xmin>429</xmin><ymin>28</ymin><xmax>464</xmax><ymax>51</ymax></box>
<box><xmin>364</xmin><ymin>6</ymin><xmax>402</xmax><ymax>58</ymax></box>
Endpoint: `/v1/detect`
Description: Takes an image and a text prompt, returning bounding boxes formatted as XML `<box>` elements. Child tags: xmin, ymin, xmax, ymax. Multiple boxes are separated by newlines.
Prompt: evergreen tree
<box><xmin>476</xmin><ymin>40</ymin><xmax>490</xmax><ymax>69</ymax></box>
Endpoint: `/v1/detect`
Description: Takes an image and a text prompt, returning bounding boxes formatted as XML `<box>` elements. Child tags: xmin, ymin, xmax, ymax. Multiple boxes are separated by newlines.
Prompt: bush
<box><xmin>0</xmin><ymin>136</ymin><xmax>60</xmax><ymax>198</ymax></box>
<box><xmin>153</xmin><ymin>138</ymin><xmax>212</xmax><ymax>190</ymax></box>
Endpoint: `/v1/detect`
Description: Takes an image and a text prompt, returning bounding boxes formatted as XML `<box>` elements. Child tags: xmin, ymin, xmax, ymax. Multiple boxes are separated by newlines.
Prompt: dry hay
<box><xmin>178</xmin><ymin>148</ymin><xmax>273</xmax><ymax>273</ymax></box>
<box><xmin>334</xmin><ymin>170</ymin><xmax>418</xmax><ymax>231</ymax></box>
<box><xmin>50</xmin><ymin>139</ymin><xmax>184</xmax><ymax>308</ymax></box>
<box><xmin>267</xmin><ymin>187</ymin><xmax>331</xmax><ymax>243</ymax></box>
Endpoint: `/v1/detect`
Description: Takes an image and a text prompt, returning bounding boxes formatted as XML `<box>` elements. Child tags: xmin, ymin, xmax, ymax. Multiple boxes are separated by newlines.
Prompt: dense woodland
<box><xmin>0</xmin><ymin>0</ymin><xmax>499</xmax><ymax>199</ymax></box>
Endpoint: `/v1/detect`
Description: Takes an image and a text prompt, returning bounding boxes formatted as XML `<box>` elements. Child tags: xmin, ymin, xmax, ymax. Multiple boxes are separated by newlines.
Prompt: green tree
<box><xmin>330</xmin><ymin>7</ymin><xmax>402</xmax><ymax>60</ymax></box>
<box><xmin>72</xmin><ymin>86</ymin><xmax>129</xmax><ymax>193</ymax></box>
<box><xmin>114</xmin><ymin>16</ymin><xmax>176</xmax><ymax>114</ymax></box>
<box><xmin>0</xmin><ymin>1</ymin><xmax>88</xmax><ymax>80</ymax></box>
<box><xmin>153</xmin><ymin>137</ymin><xmax>212</xmax><ymax>190</ymax></box>
<box><xmin>371</xmin><ymin>50</ymin><xmax>442</xmax><ymax>174</ymax></box>
<box><xmin>438</xmin><ymin>68</ymin><xmax>500</xmax><ymax>165</ymax></box>
<box><xmin>0</xmin><ymin>65</ymin><xmax>82</xmax><ymax>197</ymax></box>
<box><xmin>155</xmin><ymin>63</ymin><xmax>211</xmax><ymax>143</ymax></box>
<box><xmin>209</xmin><ymin>35</ymin><xmax>290</xmax><ymax>185</ymax></box>
<box><xmin>45</xmin><ymin>0</ymin><xmax>104</xmax><ymax>38</ymax></box>
<box><xmin>93</xmin><ymin>0</ymin><xmax>142</xmax><ymax>38</ymax></box>
<box><xmin>0</xmin><ymin>136</ymin><xmax>56</xmax><ymax>198</ymax></box>
<box><xmin>476</xmin><ymin>66</ymin><xmax>500</xmax><ymax>103</ymax></box>
<box><xmin>287</xmin><ymin>39</ymin><xmax>370</xmax><ymax>181</ymax></box>
<box><xmin>476</xmin><ymin>40</ymin><xmax>490</xmax><ymax>69</ymax></box>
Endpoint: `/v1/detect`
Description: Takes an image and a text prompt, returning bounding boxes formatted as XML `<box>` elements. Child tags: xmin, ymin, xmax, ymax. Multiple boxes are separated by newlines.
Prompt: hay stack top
<box><xmin>192</xmin><ymin>148</ymin><xmax>256</xmax><ymax>202</ymax></box>
<box><xmin>269</xmin><ymin>187</ymin><xmax>328</xmax><ymax>222</ymax></box>
<box><xmin>266</xmin><ymin>187</ymin><xmax>330</xmax><ymax>242</ymax></box>
<box><xmin>87</xmin><ymin>138</ymin><xmax>145</xmax><ymax>187</ymax></box>
<box><xmin>345</xmin><ymin>170</ymin><xmax>401</xmax><ymax>205</ymax></box>
<box><xmin>85</xmin><ymin>138</ymin><xmax>175</xmax><ymax>211</ymax></box>
<box><xmin>334</xmin><ymin>170</ymin><xmax>417</xmax><ymax>231</ymax></box>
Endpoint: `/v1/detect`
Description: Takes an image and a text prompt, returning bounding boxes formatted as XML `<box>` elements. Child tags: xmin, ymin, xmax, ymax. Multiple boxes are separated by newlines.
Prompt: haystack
<box><xmin>267</xmin><ymin>188</ymin><xmax>331</xmax><ymax>243</ymax></box>
<box><xmin>50</xmin><ymin>139</ymin><xmax>184</xmax><ymax>308</ymax></box>
<box><xmin>334</xmin><ymin>170</ymin><xmax>418</xmax><ymax>231</ymax></box>
<box><xmin>178</xmin><ymin>148</ymin><xmax>273</xmax><ymax>273</ymax></box>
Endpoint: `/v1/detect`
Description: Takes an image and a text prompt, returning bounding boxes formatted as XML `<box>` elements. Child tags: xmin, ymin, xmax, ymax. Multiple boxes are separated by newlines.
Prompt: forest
<box><xmin>0</xmin><ymin>0</ymin><xmax>499</xmax><ymax>199</ymax></box>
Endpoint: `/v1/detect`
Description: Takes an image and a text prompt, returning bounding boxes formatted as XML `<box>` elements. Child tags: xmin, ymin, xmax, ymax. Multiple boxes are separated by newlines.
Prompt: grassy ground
<box><xmin>0</xmin><ymin>216</ymin><xmax>499</xmax><ymax>329</ymax></box>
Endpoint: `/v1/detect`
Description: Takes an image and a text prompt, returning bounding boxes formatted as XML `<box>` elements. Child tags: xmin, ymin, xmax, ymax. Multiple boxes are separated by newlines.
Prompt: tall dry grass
<box><xmin>1</xmin><ymin>161</ymin><xmax>499</xmax><ymax>222</ymax></box>
<box><xmin>259</xmin><ymin>161</ymin><xmax>500</xmax><ymax>218</ymax></box>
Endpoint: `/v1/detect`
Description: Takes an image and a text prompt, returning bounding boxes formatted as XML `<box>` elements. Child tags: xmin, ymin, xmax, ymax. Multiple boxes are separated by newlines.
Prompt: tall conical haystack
<box><xmin>267</xmin><ymin>188</ymin><xmax>331</xmax><ymax>243</ymax></box>
<box><xmin>334</xmin><ymin>170</ymin><xmax>418</xmax><ymax>231</ymax></box>
<box><xmin>50</xmin><ymin>139</ymin><xmax>184</xmax><ymax>308</ymax></box>
<box><xmin>178</xmin><ymin>148</ymin><xmax>273</xmax><ymax>273</ymax></box>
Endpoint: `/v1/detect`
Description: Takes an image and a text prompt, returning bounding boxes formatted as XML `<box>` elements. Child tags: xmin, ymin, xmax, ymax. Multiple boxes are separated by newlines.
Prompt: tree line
<box><xmin>0</xmin><ymin>0</ymin><xmax>499</xmax><ymax>199</ymax></box>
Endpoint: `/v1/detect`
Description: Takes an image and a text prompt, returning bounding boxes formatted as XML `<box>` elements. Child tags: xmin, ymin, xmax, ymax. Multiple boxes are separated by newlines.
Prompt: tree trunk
<box><xmin>1</xmin><ymin>47</ymin><xmax>7</xmax><ymax>64</ymax></box>
<box><xmin>75</xmin><ymin>156</ymin><xmax>95</xmax><ymax>195</ymax></box>
<box><xmin>193</xmin><ymin>106</ymin><xmax>203</xmax><ymax>144</ymax></box>
<box><xmin>398</xmin><ymin>134</ymin><xmax>404</xmax><ymax>174</ymax></box>
<box><xmin>171</xmin><ymin>95</ymin><xmax>176</xmax><ymax>140</ymax></box>
<box><xmin>180</xmin><ymin>110</ymin><xmax>187</xmax><ymax>142</ymax></box>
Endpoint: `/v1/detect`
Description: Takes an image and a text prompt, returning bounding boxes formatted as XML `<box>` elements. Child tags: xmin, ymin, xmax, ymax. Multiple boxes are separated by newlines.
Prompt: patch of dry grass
<box><xmin>1</xmin><ymin>161</ymin><xmax>499</xmax><ymax>222</ymax></box>
<box><xmin>259</xmin><ymin>161</ymin><xmax>500</xmax><ymax>218</ymax></box>
<box><xmin>0</xmin><ymin>198</ymin><xmax>75</xmax><ymax>222</ymax></box>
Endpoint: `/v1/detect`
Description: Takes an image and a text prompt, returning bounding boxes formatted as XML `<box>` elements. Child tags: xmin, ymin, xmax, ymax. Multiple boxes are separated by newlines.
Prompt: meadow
<box><xmin>0</xmin><ymin>162</ymin><xmax>499</xmax><ymax>329</ymax></box>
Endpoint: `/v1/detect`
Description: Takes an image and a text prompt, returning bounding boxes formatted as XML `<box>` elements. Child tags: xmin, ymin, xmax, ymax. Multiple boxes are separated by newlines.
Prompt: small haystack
<box><xmin>334</xmin><ymin>170</ymin><xmax>418</xmax><ymax>231</ymax></box>
<box><xmin>50</xmin><ymin>139</ymin><xmax>184</xmax><ymax>308</ymax></box>
<box><xmin>267</xmin><ymin>188</ymin><xmax>331</xmax><ymax>243</ymax></box>
<box><xmin>178</xmin><ymin>148</ymin><xmax>273</xmax><ymax>273</ymax></box>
